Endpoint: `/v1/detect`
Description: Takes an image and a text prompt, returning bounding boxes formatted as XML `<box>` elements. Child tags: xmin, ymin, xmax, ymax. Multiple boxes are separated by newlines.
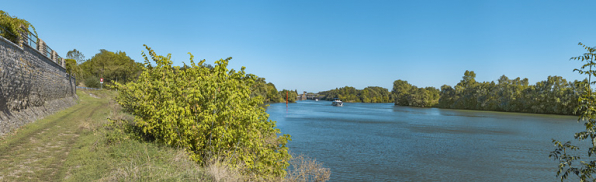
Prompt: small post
<box><xmin>51</xmin><ymin>50</ymin><xmax>57</xmax><ymax>63</ymax></box>
<box><xmin>37</xmin><ymin>38</ymin><xmax>44</xmax><ymax>53</ymax></box>
<box><xmin>286</xmin><ymin>91</ymin><xmax>288</xmax><ymax>108</ymax></box>
<box><xmin>19</xmin><ymin>25</ymin><xmax>27</xmax><ymax>47</ymax></box>
<box><xmin>100</xmin><ymin>78</ymin><xmax>103</xmax><ymax>89</ymax></box>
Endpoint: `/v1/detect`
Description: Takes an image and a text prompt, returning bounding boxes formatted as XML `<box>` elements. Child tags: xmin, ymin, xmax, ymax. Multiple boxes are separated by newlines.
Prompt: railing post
<box><xmin>61</xmin><ymin>58</ymin><xmax>65</xmax><ymax>68</ymax></box>
<box><xmin>19</xmin><ymin>25</ymin><xmax>27</xmax><ymax>47</ymax></box>
<box><xmin>37</xmin><ymin>38</ymin><xmax>44</xmax><ymax>54</ymax></box>
<box><xmin>51</xmin><ymin>50</ymin><xmax>57</xmax><ymax>63</ymax></box>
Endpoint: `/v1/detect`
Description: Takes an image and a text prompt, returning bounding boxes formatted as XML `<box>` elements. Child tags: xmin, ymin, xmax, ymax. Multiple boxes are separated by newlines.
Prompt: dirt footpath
<box><xmin>0</xmin><ymin>92</ymin><xmax>108</xmax><ymax>181</ymax></box>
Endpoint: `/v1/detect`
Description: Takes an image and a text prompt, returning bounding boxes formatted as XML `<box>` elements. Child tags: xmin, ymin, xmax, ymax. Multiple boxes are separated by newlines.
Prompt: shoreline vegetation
<box><xmin>318</xmin><ymin>86</ymin><xmax>393</xmax><ymax>103</ymax></box>
<box><xmin>315</xmin><ymin>70</ymin><xmax>584</xmax><ymax>116</ymax></box>
<box><xmin>393</xmin><ymin>70</ymin><xmax>584</xmax><ymax>115</ymax></box>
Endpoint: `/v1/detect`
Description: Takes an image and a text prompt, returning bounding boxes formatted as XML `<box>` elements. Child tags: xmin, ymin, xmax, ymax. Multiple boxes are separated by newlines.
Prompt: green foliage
<box><xmin>66</xmin><ymin>49</ymin><xmax>85</xmax><ymax>63</ymax></box>
<box><xmin>392</xmin><ymin>80</ymin><xmax>413</xmax><ymax>105</ymax></box>
<box><xmin>571</xmin><ymin>42</ymin><xmax>596</xmax><ymax>85</ymax></box>
<box><xmin>84</xmin><ymin>75</ymin><xmax>101</xmax><ymax>88</ymax></box>
<box><xmin>0</xmin><ymin>10</ymin><xmax>36</xmax><ymax>44</ymax></box>
<box><xmin>113</xmin><ymin>45</ymin><xmax>291</xmax><ymax>179</ymax></box>
<box><xmin>65</xmin><ymin>59</ymin><xmax>77</xmax><ymax>75</ymax></box>
<box><xmin>250</xmin><ymin>77</ymin><xmax>284</xmax><ymax>103</ymax></box>
<box><xmin>436</xmin><ymin>70</ymin><xmax>582</xmax><ymax>114</ymax></box>
<box><xmin>550</xmin><ymin>43</ymin><xmax>596</xmax><ymax>181</ymax></box>
<box><xmin>79</xmin><ymin>49</ymin><xmax>144</xmax><ymax>87</ymax></box>
<box><xmin>361</xmin><ymin>86</ymin><xmax>393</xmax><ymax>103</ymax></box>
<box><xmin>279</xmin><ymin>89</ymin><xmax>298</xmax><ymax>103</ymax></box>
<box><xmin>65</xmin><ymin>58</ymin><xmax>82</xmax><ymax>85</ymax></box>
<box><xmin>391</xmin><ymin>80</ymin><xmax>439</xmax><ymax>107</ymax></box>
<box><xmin>319</xmin><ymin>86</ymin><xmax>392</xmax><ymax>103</ymax></box>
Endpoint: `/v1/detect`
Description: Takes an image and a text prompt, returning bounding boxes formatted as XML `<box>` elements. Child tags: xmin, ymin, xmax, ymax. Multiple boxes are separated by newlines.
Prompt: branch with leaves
<box><xmin>551</xmin><ymin>43</ymin><xmax>596</xmax><ymax>181</ymax></box>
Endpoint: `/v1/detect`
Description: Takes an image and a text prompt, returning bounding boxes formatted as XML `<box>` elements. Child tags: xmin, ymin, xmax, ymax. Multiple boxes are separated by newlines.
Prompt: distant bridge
<box><xmin>297</xmin><ymin>92</ymin><xmax>323</xmax><ymax>100</ymax></box>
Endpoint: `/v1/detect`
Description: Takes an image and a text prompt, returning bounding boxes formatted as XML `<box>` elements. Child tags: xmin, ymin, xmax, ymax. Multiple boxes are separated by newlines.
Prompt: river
<box><xmin>267</xmin><ymin>100</ymin><xmax>586</xmax><ymax>181</ymax></box>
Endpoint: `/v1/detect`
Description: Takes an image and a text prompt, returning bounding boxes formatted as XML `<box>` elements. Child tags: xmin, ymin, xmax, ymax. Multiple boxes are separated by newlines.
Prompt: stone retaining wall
<box><xmin>0</xmin><ymin>36</ymin><xmax>77</xmax><ymax>136</ymax></box>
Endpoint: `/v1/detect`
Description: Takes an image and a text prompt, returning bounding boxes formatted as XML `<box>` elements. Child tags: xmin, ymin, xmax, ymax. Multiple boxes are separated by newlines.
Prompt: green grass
<box><xmin>0</xmin><ymin>90</ymin><xmax>211</xmax><ymax>181</ymax></box>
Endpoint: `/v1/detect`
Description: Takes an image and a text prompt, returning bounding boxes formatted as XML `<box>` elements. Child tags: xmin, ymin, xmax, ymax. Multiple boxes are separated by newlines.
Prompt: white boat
<box><xmin>315</xmin><ymin>99</ymin><xmax>318</xmax><ymax>101</ymax></box>
<box><xmin>332</xmin><ymin>98</ymin><xmax>343</xmax><ymax>106</ymax></box>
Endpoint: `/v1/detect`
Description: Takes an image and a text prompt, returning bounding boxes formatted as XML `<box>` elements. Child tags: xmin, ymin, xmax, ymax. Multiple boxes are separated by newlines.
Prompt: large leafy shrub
<box><xmin>113</xmin><ymin>45</ymin><xmax>291</xmax><ymax>179</ymax></box>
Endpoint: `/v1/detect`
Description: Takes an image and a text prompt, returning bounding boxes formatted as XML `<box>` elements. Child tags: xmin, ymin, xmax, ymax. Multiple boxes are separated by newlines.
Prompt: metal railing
<box><xmin>23</xmin><ymin>28</ymin><xmax>37</xmax><ymax>50</ymax></box>
<box><xmin>76</xmin><ymin>86</ymin><xmax>101</xmax><ymax>90</ymax></box>
<box><xmin>0</xmin><ymin>24</ymin><xmax>63</xmax><ymax>66</ymax></box>
<box><xmin>0</xmin><ymin>25</ymin><xmax>18</xmax><ymax>44</ymax></box>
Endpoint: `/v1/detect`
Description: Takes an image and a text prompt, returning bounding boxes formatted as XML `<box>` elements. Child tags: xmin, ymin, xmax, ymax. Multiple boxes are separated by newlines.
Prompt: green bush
<box><xmin>84</xmin><ymin>75</ymin><xmax>101</xmax><ymax>88</ymax></box>
<box><xmin>0</xmin><ymin>10</ymin><xmax>36</xmax><ymax>44</ymax></box>
<box><xmin>114</xmin><ymin>45</ymin><xmax>291</xmax><ymax>179</ymax></box>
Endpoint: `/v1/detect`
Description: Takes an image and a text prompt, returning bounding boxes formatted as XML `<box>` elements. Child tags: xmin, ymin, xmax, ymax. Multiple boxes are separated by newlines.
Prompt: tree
<box><xmin>65</xmin><ymin>55</ymin><xmax>84</xmax><ymax>85</ymax></box>
<box><xmin>66</xmin><ymin>49</ymin><xmax>85</xmax><ymax>64</ymax></box>
<box><xmin>438</xmin><ymin>85</ymin><xmax>455</xmax><ymax>108</ymax></box>
<box><xmin>66</xmin><ymin>49</ymin><xmax>86</xmax><ymax>84</ymax></box>
<box><xmin>550</xmin><ymin>43</ymin><xmax>596</xmax><ymax>181</ymax></box>
<box><xmin>457</xmin><ymin>70</ymin><xmax>478</xmax><ymax>109</ymax></box>
<box><xmin>79</xmin><ymin>49</ymin><xmax>143</xmax><ymax>86</ymax></box>
<box><xmin>65</xmin><ymin>58</ymin><xmax>77</xmax><ymax>75</ymax></box>
<box><xmin>392</xmin><ymin>80</ymin><xmax>413</xmax><ymax>106</ymax></box>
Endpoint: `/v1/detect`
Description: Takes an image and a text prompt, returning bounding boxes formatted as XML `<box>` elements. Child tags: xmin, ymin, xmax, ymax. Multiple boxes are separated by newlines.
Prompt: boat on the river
<box><xmin>332</xmin><ymin>98</ymin><xmax>343</xmax><ymax>106</ymax></box>
<box><xmin>315</xmin><ymin>99</ymin><xmax>318</xmax><ymax>101</ymax></box>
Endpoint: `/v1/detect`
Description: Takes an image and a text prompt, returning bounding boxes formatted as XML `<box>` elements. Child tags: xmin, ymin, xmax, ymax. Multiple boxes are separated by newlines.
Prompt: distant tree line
<box><xmin>392</xmin><ymin>70</ymin><xmax>586</xmax><ymax>115</ymax></box>
<box><xmin>313</xmin><ymin>70</ymin><xmax>584</xmax><ymax>115</ymax></box>
<box><xmin>437</xmin><ymin>70</ymin><xmax>584</xmax><ymax>115</ymax></box>
<box><xmin>318</xmin><ymin>86</ymin><xmax>392</xmax><ymax>103</ymax></box>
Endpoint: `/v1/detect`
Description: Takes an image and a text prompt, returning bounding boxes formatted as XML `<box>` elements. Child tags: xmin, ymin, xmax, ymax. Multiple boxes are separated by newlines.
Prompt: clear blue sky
<box><xmin>4</xmin><ymin>1</ymin><xmax>596</xmax><ymax>92</ymax></box>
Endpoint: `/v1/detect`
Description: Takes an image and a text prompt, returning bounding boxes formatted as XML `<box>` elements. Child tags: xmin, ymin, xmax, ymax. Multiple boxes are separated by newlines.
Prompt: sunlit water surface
<box><xmin>267</xmin><ymin>100</ymin><xmax>585</xmax><ymax>181</ymax></box>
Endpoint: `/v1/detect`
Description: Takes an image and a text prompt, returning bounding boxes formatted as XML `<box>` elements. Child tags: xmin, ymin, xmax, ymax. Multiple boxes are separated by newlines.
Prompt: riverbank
<box><xmin>0</xmin><ymin>90</ymin><xmax>330</xmax><ymax>181</ymax></box>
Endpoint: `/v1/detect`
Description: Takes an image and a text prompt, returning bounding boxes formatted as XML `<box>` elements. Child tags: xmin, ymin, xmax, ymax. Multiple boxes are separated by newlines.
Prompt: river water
<box><xmin>267</xmin><ymin>100</ymin><xmax>587</xmax><ymax>181</ymax></box>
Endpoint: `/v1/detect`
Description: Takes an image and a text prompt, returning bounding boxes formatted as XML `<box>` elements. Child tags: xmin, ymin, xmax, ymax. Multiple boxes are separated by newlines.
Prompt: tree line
<box><xmin>318</xmin><ymin>86</ymin><xmax>393</xmax><ymax>103</ymax></box>
<box><xmin>391</xmin><ymin>70</ymin><xmax>586</xmax><ymax>115</ymax></box>
<box><xmin>314</xmin><ymin>70</ymin><xmax>584</xmax><ymax>116</ymax></box>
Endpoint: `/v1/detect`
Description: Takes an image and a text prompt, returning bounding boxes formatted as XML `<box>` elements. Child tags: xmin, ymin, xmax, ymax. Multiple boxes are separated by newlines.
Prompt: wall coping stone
<box><xmin>0</xmin><ymin>35</ymin><xmax>66</xmax><ymax>72</ymax></box>
<box><xmin>0</xmin><ymin>35</ymin><xmax>24</xmax><ymax>51</ymax></box>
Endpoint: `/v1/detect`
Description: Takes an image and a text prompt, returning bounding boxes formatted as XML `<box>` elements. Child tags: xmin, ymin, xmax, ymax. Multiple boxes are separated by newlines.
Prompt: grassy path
<box><xmin>0</xmin><ymin>90</ymin><xmax>328</xmax><ymax>181</ymax></box>
<box><xmin>0</xmin><ymin>91</ymin><xmax>210</xmax><ymax>181</ymax></box>
<box><xmin>0</xmin><ymin>91</ymin><xmax>109</xmax><ymax>181</ymax></box>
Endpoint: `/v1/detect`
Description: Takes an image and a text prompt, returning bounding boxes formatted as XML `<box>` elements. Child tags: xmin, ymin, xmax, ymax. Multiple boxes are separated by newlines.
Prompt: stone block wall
<box><xmin>0</xmin><ymin>36</ymin><xmax>77</xmax><ymax>136</ymax></box>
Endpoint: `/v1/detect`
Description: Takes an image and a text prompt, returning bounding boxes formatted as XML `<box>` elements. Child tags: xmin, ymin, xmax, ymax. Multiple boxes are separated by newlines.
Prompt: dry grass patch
<box><xmin>285</xmin><ymin>154</ymin><xmax>331</xmax><ymax>182</ymax></box>
<box><xmin>203</xmin><ymin>156</ymin><xmax>245</xmax><ymax>182</ymax></box>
